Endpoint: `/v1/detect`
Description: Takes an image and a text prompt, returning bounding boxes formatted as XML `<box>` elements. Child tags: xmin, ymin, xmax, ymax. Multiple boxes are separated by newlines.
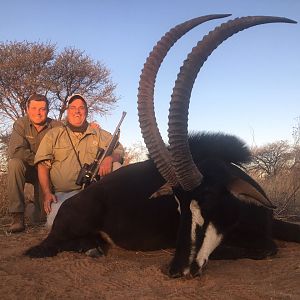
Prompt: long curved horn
<box><xmin>137</xmin><ymin>14</ymin><xmax>231</xmax><ymax>186</ymax></box>
<box><xmin>168</xmin><ymin>16</ymin><xmax>297</xmax><ymax>191</ymax></box>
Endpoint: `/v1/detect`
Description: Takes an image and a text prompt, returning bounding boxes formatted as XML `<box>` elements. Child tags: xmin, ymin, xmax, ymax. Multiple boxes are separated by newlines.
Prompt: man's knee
<box><xmin>8</xmin><ymin>158</ymin><xmax>26</xmax><ymax>174</ymax></box>
<box><xmin>9</xmin><ymin>158</ymin><xmax>37</xmax><ymax>184</ymax></box>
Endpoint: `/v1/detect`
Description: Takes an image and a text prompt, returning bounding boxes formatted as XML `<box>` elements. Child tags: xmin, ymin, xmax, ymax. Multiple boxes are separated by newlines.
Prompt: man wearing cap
<box><xmin>35</xmin><ymin>94</ymin><xmax>124</xmax><ymax>227</ymax></box>
<box><xmin>8</xmin><ymin>94</ymin><xmax>61</xmax><ymax>233</ymax></box>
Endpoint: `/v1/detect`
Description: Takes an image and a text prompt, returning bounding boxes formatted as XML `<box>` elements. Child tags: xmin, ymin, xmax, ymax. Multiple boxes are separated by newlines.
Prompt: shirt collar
<box><xmin>63</xmin><ymin>122</ymin><xmax>96</xmax><ymax>136</ymax></box>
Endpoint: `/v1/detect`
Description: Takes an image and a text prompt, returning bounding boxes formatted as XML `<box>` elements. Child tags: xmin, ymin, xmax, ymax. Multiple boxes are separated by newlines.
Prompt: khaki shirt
<box><xmin>8</xmin><ymin>116</ymin><xmax>61</xmax><ymax>166</ymax></box>
<box><xmin>34</xmin><ymin>124</ymin><xmax>124</xmax><ymax>193</ymax></box>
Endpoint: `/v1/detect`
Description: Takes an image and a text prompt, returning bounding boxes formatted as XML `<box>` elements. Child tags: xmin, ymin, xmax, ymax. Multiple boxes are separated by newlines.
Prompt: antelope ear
<box><xmin>228</xmin><ymin>178</ymin><xmax>276</xmax><ymax>209</ymax></box>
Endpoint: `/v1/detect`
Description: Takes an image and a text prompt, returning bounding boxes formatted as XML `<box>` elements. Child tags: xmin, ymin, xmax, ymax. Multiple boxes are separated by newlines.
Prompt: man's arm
<box><xmin>98</xmin><ymin>130</ymin><xmax>125</xmax><ymax>176</ymax></box>
<box><xmin>8</xmin><ymin>120</ymin><xmax>35</xmax><ymax>165</ymax></box>
<box><xmin>112</xmin><ymin>141</ymin><xmax>125</xmax><ymax>164</ymax></box>
<box><xmin>38</xmin><ymin>161</ymin><xmax>57</xmax><ymax>214</ymax></box>
<box><xmin>99</xmin><ymin>156</ymin><xmax>114</xmax><ymax>176</ymax></box>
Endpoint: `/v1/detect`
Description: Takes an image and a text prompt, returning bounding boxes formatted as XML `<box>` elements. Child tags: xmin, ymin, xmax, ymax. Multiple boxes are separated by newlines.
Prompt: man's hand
<box><xmin>98</xmin><ymin>156</ymin><xmax>113</xmax><ymax>176</ymax></box>
<box><xmin>43</xmin><ymin>192</ymin><xmax>57</xmax><ymax>215</ymax></box>
<box><xmin>90</xmin><ymin>121</ymin><xmax>100</xmax><ymax>129</ymax></box>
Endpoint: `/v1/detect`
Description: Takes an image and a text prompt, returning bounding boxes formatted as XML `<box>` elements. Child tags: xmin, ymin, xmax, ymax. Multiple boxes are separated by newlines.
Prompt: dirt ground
<box><xmin>0</xmin><ymin>221</ymin><xmax>299</xmax><ymax>300</ymax></box>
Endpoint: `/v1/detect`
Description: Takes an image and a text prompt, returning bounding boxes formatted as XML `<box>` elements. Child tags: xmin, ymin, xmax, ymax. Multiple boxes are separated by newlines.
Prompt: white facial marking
<box><xmin>196</xmin><ymin>222</ymin><xmax>223</xmax><ymax>268</ymax></box>
<box><xmin>189</xmin><ymin>200</ymin><xmax>204</xmax><ymax>264</ymax></box>
<box><xmin>174</xmin><ymin>195</ymin><xmax>181</xmax><ymax>214</ymax></box>
<box><xmin>190</xmin><ymin>200</ymin><xmax>204</xmax><ymax>227</ymax></box>
<box><xmin>183</xmin><ymin>267</ymin><xmax>191</xmax><ymax>276</ymax></box>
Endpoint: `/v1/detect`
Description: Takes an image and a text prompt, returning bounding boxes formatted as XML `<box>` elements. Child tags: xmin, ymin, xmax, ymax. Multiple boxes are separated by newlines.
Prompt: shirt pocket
<box><xmin>53</xmin><ymin>144</ymin><xmax>73</xmax><ymax>163</ymax></box>
<box><xmin>85</xmin><ymin>144</ymin><xmax>100</xmax><ymax>162</ymax></box>
<box><xmin>25</xmin><ymin>135</ymin><xmax>37</xmax><ymax>152</ymax></box>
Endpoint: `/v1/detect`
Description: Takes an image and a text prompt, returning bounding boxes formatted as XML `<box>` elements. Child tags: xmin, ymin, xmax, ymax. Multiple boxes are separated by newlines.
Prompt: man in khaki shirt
<box><xmin>35</xmin><ymin>94</ymin><xmax>124</xmax><ymax>227</ymax></box>
<box><xmin>8</xmin><ymin>94</ymin><xmax>61</xmax><ymax>233</ymax></box>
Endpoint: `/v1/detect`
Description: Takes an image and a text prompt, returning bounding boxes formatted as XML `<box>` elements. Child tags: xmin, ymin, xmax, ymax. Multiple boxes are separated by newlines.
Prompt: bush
<box><xmin>254</xmin><ymin>170</ymin><xmax>300</xmax><ymax>221</ymax></box>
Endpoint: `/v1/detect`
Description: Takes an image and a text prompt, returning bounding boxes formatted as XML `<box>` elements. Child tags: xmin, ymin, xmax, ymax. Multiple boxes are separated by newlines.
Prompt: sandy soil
<box><xmin>0</xmin><ymin>222</ymin><xmax>299</xmax><ymax>300</ymax></box>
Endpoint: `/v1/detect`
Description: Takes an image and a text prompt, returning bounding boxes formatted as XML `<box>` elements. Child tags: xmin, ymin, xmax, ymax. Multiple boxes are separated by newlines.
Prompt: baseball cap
<box><xmin>67</xmin><ymin>94</ymin><xmax>88</xmax><ymax>108</ymax></box>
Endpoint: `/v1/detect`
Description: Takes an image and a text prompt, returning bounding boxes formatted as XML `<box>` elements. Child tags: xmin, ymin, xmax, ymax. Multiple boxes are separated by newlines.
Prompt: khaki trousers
<box><xmin>7</xmin><ymin>158</ymin><xmax>45</xmax><ymax>220</ymax></box>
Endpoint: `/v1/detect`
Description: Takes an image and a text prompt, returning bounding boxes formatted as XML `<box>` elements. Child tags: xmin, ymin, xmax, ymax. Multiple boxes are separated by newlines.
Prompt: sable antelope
<box><xmin>137</xmin><ymin>14</ymin><xmax>297</xmax><ymax>277</ymax></box>
<box><xmin>25</xmin><ymin>15</ymin><xmax>299</xmax><ymax>278</ymax></box>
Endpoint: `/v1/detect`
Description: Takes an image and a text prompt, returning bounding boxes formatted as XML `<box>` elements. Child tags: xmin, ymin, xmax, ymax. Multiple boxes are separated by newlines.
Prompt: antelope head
<box><xmin>137</xmin><ymin>15</ymin><xmax>296</xmax><ymax>208</ymax></box>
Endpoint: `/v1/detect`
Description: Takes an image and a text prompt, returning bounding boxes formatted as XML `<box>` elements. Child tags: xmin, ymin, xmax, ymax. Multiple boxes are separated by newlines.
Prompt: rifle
<box><xmin>75</xmin><ymin>111</ymin><xmax>126</xmax><ymax>188</ymax></box>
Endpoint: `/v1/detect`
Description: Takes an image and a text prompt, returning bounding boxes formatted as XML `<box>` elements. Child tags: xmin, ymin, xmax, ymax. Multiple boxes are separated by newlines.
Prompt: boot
<box><xmin>9</xmin><ymin>212</ymin><xmax>25</xmax><ymax>233</ymax></box>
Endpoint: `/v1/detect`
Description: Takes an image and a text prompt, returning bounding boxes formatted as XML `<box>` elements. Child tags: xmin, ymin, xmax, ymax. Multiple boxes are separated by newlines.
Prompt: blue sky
<box><xmin>0</xmin><ymin>0</ymin><xmax>299</xmax><ymax>148</ymax></box>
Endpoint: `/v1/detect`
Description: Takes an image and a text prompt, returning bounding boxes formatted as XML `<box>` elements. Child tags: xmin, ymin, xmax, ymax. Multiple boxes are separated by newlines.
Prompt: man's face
<box><xmin>27</xmin><ymin>100</ymin><xmax>48</xmax><ymax>126</ymax></box>
<box><xmin>67</xmin><ymin>99</ymin><xmax>87</xmax><ymax>127</ymax></box>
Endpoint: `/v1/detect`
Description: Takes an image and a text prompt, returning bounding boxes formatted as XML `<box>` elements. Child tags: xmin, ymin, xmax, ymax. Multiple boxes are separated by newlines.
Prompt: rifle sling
<box><xmin>64</xmin><ymin>125</ymin><xmax>83</xmax><ymax>169</ymax></box>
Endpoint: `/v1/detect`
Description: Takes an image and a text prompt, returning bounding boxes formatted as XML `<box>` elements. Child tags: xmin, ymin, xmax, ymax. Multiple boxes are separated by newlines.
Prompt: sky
<box><xmin>0</xmin><ymin>0</ymin><xmax>299</xmax><ymax>149</ymax></box>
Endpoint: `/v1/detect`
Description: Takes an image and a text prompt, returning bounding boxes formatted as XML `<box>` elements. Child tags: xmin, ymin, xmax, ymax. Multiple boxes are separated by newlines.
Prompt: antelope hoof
<box><xmin>168</xmin><ymin>260</ymin><xmax>187</xmax><ymax>278</ymax></box>
<box><xmin>189</xmin><ymin>261</ymin><xmax>202</xmax><ymax>277</ymax></box>
<box><xmin>85</xmin><ymin>246</ymin><xmax>105</xmax><ymax>258</ymax></box>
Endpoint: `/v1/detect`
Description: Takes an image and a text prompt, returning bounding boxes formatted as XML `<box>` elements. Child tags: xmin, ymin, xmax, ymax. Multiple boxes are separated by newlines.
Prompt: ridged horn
<box><xmin>137</xmin><ymin>14</ymin><xmax>231</xmax><ymax>186</ymax></box>
<box><xmin>168</xmin><ymin>16</ymin><xmax>297</xmax><ymax>191</ymax></box>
